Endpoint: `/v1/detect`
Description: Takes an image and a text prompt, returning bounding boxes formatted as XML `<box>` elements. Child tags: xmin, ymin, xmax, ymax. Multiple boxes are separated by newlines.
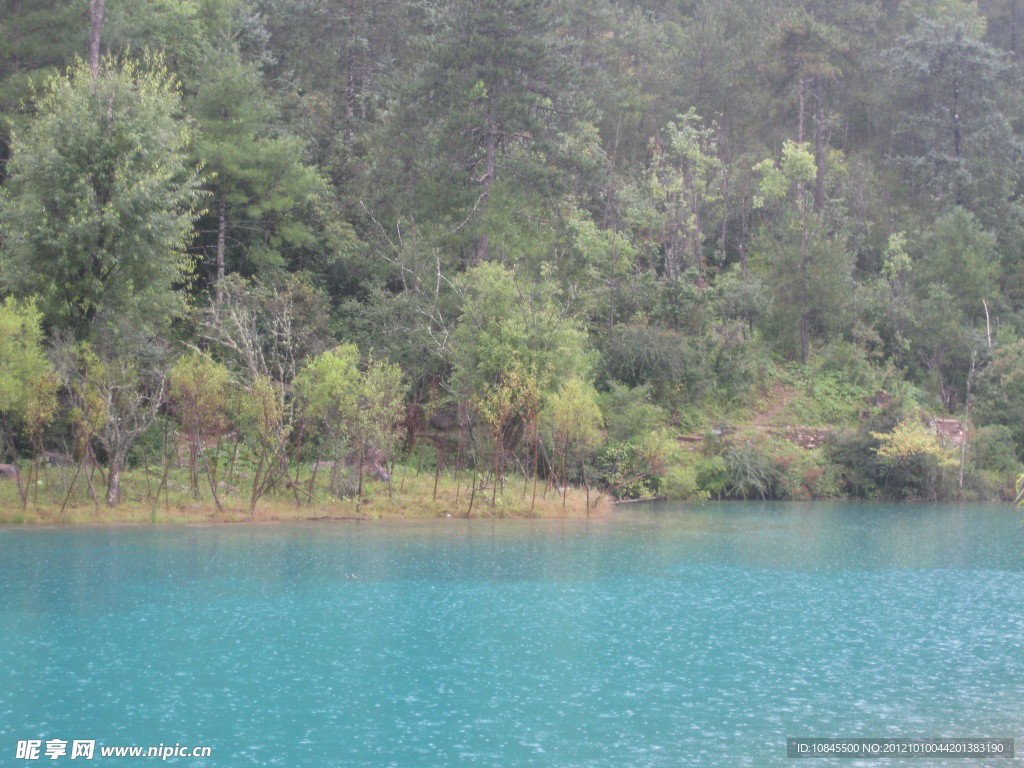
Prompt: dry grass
<box><xmin>0</xmin><ymin>463</ymin><xmax>609</xmax><ymax>525</ymax></box>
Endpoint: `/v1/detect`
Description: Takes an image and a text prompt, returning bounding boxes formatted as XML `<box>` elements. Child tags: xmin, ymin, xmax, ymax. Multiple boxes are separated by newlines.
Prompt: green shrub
<box><xmin>723</xmin><ymin>440</ymin><xmax>781</xmax><ymax>500</ymax></box>
<box><xmin>772</xmin><ymin>450</ymin><xmax>841</xmax><ymax>500</ymax></box>
<box><xmin>663</xmin><ymin>464</ymin><xmax>708</xmax><ymax>501</ymax></box>
<box><xmin>695</xmin><ymin>455</ymin><xmax>729</xmax><ymax>498</ymax></box>
<box><xmin>599</xmin><ymin>382</ymin><xmax>667</xmax><ymax>444</ymax></box>
<box><xmin>970</xmin><ymin>424</ymin><xmax>1020</xmax><ymax>474</ymax></box>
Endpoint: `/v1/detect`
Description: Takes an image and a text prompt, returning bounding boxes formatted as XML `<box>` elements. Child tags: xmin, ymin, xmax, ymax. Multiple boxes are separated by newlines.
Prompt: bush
<box><xmin>772</xmin><ymin>450</ymin><xmax>841</xmax><ymax>500</ymax></box>
<box><xmin>967</xmin><ymin>425</ymin><xmax>1021</xmax><ymax>499</ymax></box>
<box><xmin>596</xmin><ymin>441</ymin><xmax>659</xmax><ymax>500</ymax></box>
<box><xmin>599</xmin><ymin>382</ymin><xmax>667</xmax><ymax>444</ymax></box>
<box><xmin>723</xmin><ymin>440</ymin><xmax>781</xmax><ymax>500</ymax></box>
<box><xmin>601</xmin><ymin>324</ymin><xmax>698</xmax><ymax>400</ymax></box>
<box><xmin>970</xmin><ymin>424</ymin><xmax>1020</xmax><ymax>474</ymax></box>
<box><xmin>662</xmin><ymin>464</ymin><xmax>708</xmax><ymax>501</ymax></box>
<box><xmin>694</xmin><ymin>455</ymin><xmax>729</xmax><ymax>498</ymax></box>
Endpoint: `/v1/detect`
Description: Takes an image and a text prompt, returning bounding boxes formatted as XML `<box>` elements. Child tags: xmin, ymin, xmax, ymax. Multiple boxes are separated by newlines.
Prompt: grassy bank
<box><xmin>0</xmin><ymin>462</ymin><xmax>609</xmax><ymax>525</ymax></box>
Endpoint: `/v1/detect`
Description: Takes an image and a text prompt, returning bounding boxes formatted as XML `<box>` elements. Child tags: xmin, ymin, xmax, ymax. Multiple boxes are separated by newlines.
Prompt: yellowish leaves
<box><xmin>872</xmin><ymin>415</ymin><xmax>958</xmax><ymax>468</ymax></box>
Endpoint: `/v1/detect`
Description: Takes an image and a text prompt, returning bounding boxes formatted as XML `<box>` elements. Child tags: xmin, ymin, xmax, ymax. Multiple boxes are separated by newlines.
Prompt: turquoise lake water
<box><xmin>2</xmin><ymin>502</ymin><xmax>1023</xmax><ymax>767</ymax></box>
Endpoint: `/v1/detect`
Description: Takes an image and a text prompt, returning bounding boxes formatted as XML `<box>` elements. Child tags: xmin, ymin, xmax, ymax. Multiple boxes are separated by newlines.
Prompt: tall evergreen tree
<box><xmin>189</xmin><ymin>42</ymin><xmax>325</xmax><ymax>299</ymax></box>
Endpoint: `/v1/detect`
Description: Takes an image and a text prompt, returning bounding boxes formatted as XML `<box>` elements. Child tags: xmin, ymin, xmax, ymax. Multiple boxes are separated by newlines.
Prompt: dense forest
<box><xmin>2</xmin><ymin>0</ymin><xmax>1024</xmax><ymax>512</ymax></box>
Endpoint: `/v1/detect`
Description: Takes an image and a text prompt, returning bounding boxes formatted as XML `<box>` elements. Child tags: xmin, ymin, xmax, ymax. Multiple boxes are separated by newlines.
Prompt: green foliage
<box><xmin>0</xmin><ymin>0</ymin><xmax>82</xmax><ymax>167</ymax></box>
<box><xmin>872</xmin><ymin>414</ymin><xmax>956</xmax><ymax>465</ymax></box>
<box><xmin>601</xmin><ymin>324</ymin><xmax>694</xmax><ymax>399</ymax></box>
<box><xmin>0</xmin><ymin>57</ymin><xmax>202</xmax><ymax>336</ymax></box>
<box><xmin>971</xmin><ymin>336</ymin><xmax>1024</xmax><ymax>452</ymax></box>
<box><xmin>541</xmin><ymin>375</ymin><xmax>604</xmax><ymax>488</ymax></box>
<box><xmin>887</xmin><ymin>12</ymin><xmax>1022</xmax><ymax>223</ymax></box>
<box><xmin>915</xmin><ymin>208</ymin><xmax>998</xmax><ymax>320</ymax></box>
<box><xmin>0</xmin><ymin>297</ymin><xmax>52</xmax><ymax>420</ymax></box>
<box><xmin>694</xmin><ymin>455</ymin><xmax>730</xmax><ymax>499</ymax></box>
<box><xmin>751</xmin><ymin>140</ymin><xmax>855</xmax><ymax>363</ymax></box>
<box><xmin>596</xmin><ymin>429</ymin><xmax>674</xmax><ymax>501</ymax></box>
<box><xmin>352</xmin><ymin>354</ymin><xmax>407</xmax><ymax>468</ymax></box>
<box><xmin>781</xmin><ymin>363</ymin><xmax>876</xmax><ymax>427</ymax></box>
<box><xmin>293</xmin><ymin>345</ymin><xmax>406</xmax><ymax>497</ymax></box>
<box><xmin>189</xmin><ymin>41</ymin><xmax>326</xmax><ymax>280</ymax></box>
<box><xmin>826</xmin><ymin>390</ymin><xmax>959</xmax><ymax>500</ymax></box>
<box><xmin>962</xmin><ymin>428</ymin><xmax>1019</xmax><ymax>475</ymax></box>
<box><xmin>662</xmin><ymin>463</ymin><xmax>708</xmax><ymax>502</ymax></box>
<box><xmin>169</xmin><ymin>351</ymin><xmax>231</xmax><ymax>439</ymax></box>
<box><xmin>293</xmin><ymin>344</ymin><xmax>361</xmax><ymax>429</ymax></box>
<box><xmin>2</xmin><ymin>0</ymin><xmax>1024</xmax><ymax>506</ymax></box>
<box><xmin>233</xmin><ymin>374</ymin><xmax>288</xmax><ymax>451</ymax></box>
<box><xmin>754</xmin><ymin>140</ymin><xmax>817</xmax><ymax>205</ymax></box>
<box><xmin>598</xmin><ymin>383</ymin><xmax>667</xmax><ymax>445</ymax></box>
<box><xmin>62</xmin><ymin>344</ymin><xmax>107</xmax><ymax>444</ymax></box>
<box><xmin>723</xmin><ymin>440</ymin><xmax>781</xmax><ymax>500</ymax></box>
<box><xmin>451</xmin><ymin>262</ymin><xmax>589</xmax><ymax>397</ymax></box>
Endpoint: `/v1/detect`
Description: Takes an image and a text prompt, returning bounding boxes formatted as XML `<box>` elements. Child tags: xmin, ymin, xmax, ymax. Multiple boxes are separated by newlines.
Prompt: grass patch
<box><xmin>0</xmin><ymin>462</ymin><xmax>608</xmax><ymax>525</ymax></box>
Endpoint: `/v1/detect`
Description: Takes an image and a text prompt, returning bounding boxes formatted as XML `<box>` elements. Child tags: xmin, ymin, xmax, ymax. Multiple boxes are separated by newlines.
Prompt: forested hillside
<box><xmin>2</xmin><ymin>0</ymin><xmax>1023</xmax><ymax>511</ymax></box>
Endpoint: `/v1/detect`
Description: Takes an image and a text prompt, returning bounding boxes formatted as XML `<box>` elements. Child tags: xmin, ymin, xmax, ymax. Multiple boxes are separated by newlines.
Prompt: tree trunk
<box><xmin>188</xmin><ymin>437</ymin><xmax>200</xmax><ymax>496</ymax></box>
<box><xmin>106</xmin><ymin>449</ymin><xmax>125</xmax><ymax>506</ymax></box>
<box><xmin>1012</xmin><ymin>0</ymin><xmax>1019</xmax><ymax>55</ymax></box>
<box><xmin>356</xmin><ymin>442</ymin><xmax>365</xmax><ymax>499</ymax></box>
<box><xmin>799</xmin><ymin>311</ymin><xmax>810</xmax><ymax>365</ymax></box>
<box><xmin>476</xmin><ymin>108</ymin><xmax>498</xmax><ymax>262</ymax></box>
<box><xmin>796</xmin><ymin>77</ymin><xmax>806</xmax><ymax>144</ymax></box>
<box><xmin>216</xmin><ymin>195</ymin><xmax>227</xmax><ymax>302</ymax></box>
<box><xmin>951</xmin><ymin>76</ymin><xmax>964</xmax><ymax>205</ymax></box>
<box><xmin>199</xmin><ymin>444</ymin><xmax>223</xmax><ymax>514</ymax></box>
<box><xmin>87</xmin><ymin>0</ymin><xmax>105</xmax><ymax>77</ymax></box>
<box><xmin>492</xmin><ymin>430</ymin><xmax>500</xmax><ymax>507</ymax></box>
<box><xmin>813</xmin><ymin>76</ymin><xmax>826</xmax><ymax>214</ymax></box>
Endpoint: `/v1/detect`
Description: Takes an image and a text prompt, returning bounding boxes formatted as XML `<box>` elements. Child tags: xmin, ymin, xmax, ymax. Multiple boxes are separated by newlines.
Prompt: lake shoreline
<box><xmin>0</xmin><ymin>492</ymin><xmax>614</xmax><ymax>526</ymax></box>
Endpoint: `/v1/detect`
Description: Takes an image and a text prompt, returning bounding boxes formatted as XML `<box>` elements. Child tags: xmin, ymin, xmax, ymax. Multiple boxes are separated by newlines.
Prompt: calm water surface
<box><xmin>2</xmin><ymin>503</ymin><xmax>1023</xmax><ymax>767</ymax></box>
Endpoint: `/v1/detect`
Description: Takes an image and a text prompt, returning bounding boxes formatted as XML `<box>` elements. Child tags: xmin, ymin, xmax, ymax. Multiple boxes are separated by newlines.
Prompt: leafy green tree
<box><xmin>626</xmin><ymin>111</ymin><xmax>723</xmax><ymax>282</ymax></box>
<box><xmin>906</xmin><ymin>283</ymin><xmax>977</xmax><ymax>404</ymax></box>
<box><xmin>232</xmin><ymin>373</ymin><xmax>290</xmax><ymax>517</ymax></box>
<box><xmin>257</xmin><ymin>0</ymin><xmax>414</xmax><ymax>166</ymax></box>
<box><xmin>169</xmin><ymin>350</ymin><xmax>231</xmax><ymax>502</ymax></box>
<box><xmin>541</xmin><ymin>376</ymin><xmax>604</xmax><ymax>510</ymax></box>
<box><xmin>753</xmin><ymin>140</ymin><xmax>853</xmax><ymax>362</ymax></box>
<box><xmin>294</xmin><ymin>345</ymin><xmax>405</xmax><ymax>500</ymax></box>
<box><xmin>0</xmin><ymin>297</ymin><xmax>51</xmax><ymax>426</ymax></box>
<box><xmin>973</xmin><ymin>335</ymin><xmax>1024</xmax><ymax>452</ymax></box>
<box><xmin>0</xmin><ymin>297</ymin><xmax>56</xmax><ymax>504</ymax></box>
<box><xmin>915</xmin><ymin>207</ymin><xmax>999</xmax><ymax>320</ymax></box>
<box><xmin>0</xmin><ymin>57</ymin><xmax>201</xmax><ymax>337</ymax></box>
<box><xmin>872</xmin><ymin>412</ymin><xmax>958</xmax><ymax>500</ymax></box>
<box><xmin>350</xmin><ymin>355</ymin><xmax>406</xmax><ymax>497</ymax></box>
<box><xmin>54</xmin><ymin>335</ymin><xmax>167</xmax><ymax>507</ymax></box>
<box><xmin>293</xmin><ymin>344</ymin><xmax>361</xmax><ymax>497</ymax></box>
<box><xmin>451</xmin><ymin>262</ymin><xmax>589</xmax><ymax>399</ymax></box>
<box><xmin>473</xmin><ymin>363</ymin><xmax>540</xmax><ymax>506</ymax></box>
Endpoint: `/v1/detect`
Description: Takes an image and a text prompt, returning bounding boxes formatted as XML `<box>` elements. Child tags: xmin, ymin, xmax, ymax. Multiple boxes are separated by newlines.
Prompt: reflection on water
<box><xmin>1</xmin><ymin>503</ymin><xmax>1022</xmax><ymax>767</ymax></box>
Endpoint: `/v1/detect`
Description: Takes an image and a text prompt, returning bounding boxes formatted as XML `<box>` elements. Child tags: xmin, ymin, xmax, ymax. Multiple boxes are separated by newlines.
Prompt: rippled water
<box><xmin>2</xmin><ymin>503</ymin><xmax>1023</xmax><ymax>767</ymax></box>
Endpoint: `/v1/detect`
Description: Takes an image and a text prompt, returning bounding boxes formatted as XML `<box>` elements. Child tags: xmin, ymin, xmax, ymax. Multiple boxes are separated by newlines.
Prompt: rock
<box><xmin>0</xmin><ymin>464</ymin><xmax>18</xmax><ymax>479</ymax></box>
<box><xmin>43</xmin><ymin>451</ymin><xmax>74</xmax><ymax>467</ymax></box>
